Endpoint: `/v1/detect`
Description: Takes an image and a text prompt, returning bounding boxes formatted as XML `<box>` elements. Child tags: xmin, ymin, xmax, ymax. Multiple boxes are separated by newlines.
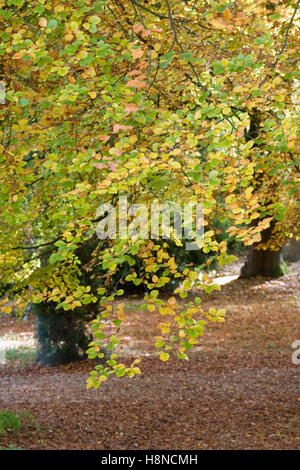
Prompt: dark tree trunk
<box><xmin>240</xmin><ymin>222</ymin><xmax>287</xmax><ymax>278</ymax></box>
<box><xmin>240</xmin><ymin>246</ymin><xmax>284</xmax><ymax>278</ymax></box>
<box><xmin>33</xmin><ymin>236</ymin><xmax>101</xmax><ymax>366</ymax></box>
<box><xmin>34</xmin><ymin>302</ymin><xmax>92</xmax><ymax>366</ymax></box>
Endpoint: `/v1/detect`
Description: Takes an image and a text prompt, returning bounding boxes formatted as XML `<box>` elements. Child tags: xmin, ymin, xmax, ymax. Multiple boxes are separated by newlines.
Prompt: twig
<box><xmin>130</xmin><ymin>0</ymin><xmax>168</xmax><ymax>19</ymax></box>
<box><xmin>164</xmin><ymin>0</ymin><xmax>206</xmax><ymax>91</ymax></box>
<box><xmin>259</xmin><ymin>0</ymin><xmax>300</xmax><ymax>88</ymax></box>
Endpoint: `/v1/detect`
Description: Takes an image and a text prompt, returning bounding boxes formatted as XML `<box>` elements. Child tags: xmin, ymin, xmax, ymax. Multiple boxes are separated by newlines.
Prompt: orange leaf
<box><xmin>132</xmin><ymin>48</ymin><xmax>144</xmax><ymax>60</ymax></box>
<box><xmin>127</xmin><ymin>79</ymin><xmax>147</xmax><ymax>89</ymax></box>
<box><xmin>113</xmin><ymin>124</ymin><xmax>134</xmax><ymax>133</ymax></box>
<box><xmin>128</xmin><ymin>70</ymin><xmax>141</xmax><ymax>77</ymax></box>
<box><xmin>223</xmin><ymin>9</ymin><xmax>232</xmax><ymax>20</ymax></box>
<box><xmin>141</xmin><ymin>29</ymin><xmax>152</xmax><ymax>38</ymax></box>
<box><xmin>92</xmin><ymin>162</ymin><xmax>106</xmax><ymax>169</ymax></box>
<box><xmin>124</xmin><ymin>103</ymin><xmax>140</xmax><ymax>116</ymax></box>
<box><xmin>133</xmin><ymin>23</ymin><xmax>143</xmax><ymax>33</ymax></box>
<box><xmin>98</xmin><ymin>135</ymin><xmax>111</xmax><ymax>142</ymax></box>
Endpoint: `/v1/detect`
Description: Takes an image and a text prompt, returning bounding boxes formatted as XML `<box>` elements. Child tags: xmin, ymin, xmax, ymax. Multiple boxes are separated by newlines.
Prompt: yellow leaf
<box><xmin>171</xmin><ymin>161</ymin><xmax>181</xmax><ymax>169</ymax></box>
<box><xmin>129</xmin><ymin>135</ymin><xmax>138</xmax><ymax>144</ymax></box>
<box><xmin>167</xmin><ymin>296</ymin><xmax>176</xmax><ymax>307</ymax></box>
<box><xmin>195</xmin><ymin>110</ymin><xmax>202</xmax><ymax>120</ymax></box>
<box><xmin>159</xmin><ymin>307</ymin><xmax>168</xmax><ymax>315</ymax></box>
<box><xmin>159</xmin><ymin>352</ymin><xmax>169</xmax><ymax>362</ymax></box>
<box><xmin>70</xmin><ymin>21</ymin><xmax>79</xmax><ymax>31</ymax></box>
<box><xmin>54</xmin><ymin>5</ymin><xmax>65</xmax><ymax>13</ymax></box>
<box><xmin>150</xmin><ymin>50</ymin><xmax>158</xmax><ymax>60</ymax></box>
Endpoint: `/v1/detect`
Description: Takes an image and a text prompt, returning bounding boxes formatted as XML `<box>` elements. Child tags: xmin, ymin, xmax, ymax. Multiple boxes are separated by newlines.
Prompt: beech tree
<box><xmin>0</xmin><ymin>0</ymin><xmax>299</xmax><ymax>385</ymax></box>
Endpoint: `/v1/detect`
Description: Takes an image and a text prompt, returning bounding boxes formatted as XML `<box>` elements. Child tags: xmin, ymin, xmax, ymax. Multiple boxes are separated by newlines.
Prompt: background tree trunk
<box><xmin>240</xmin><ymin>111</ymin><xmax>288</xmax><ymax>278</ymax></box>
<box><xmin>282</xmin><ymin>239</ymin><xmax>300</xmax><ymax>262</ymax></box>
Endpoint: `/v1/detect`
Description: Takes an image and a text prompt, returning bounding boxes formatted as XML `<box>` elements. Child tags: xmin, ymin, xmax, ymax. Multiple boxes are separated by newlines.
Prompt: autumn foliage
<box><xmin>0</xmin><ymin>0</ymin><xmax>299</xmax><ymax>386</ymax></box>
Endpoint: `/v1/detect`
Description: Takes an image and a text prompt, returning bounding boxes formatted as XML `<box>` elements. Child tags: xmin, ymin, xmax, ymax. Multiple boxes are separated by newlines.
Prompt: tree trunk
<box><xmin>240</xmin><ymin>222</ymin><xmax>287</xmax><ymax>278</ymax></box>
<box><xmin>240</xmin><ymin>246</ymin><xmax>285</xmax><ymax>278</ymax></box>
<box><xmin>33</xmin><ymin>237</ymin><xmax>100</xmax><ymax>366</ymax></box>
<box><xmin>34</xmin><ymin>302</ymin><xmax>92</xmax><ymax>366</ymax></box>
<box><xmin>240</xmin><ymin>111</ymin><xmax>288</xmax><ymax>279</ymax></box>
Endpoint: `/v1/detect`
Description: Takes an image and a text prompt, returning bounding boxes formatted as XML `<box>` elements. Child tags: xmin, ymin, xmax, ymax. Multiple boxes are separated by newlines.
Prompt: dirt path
<box><xmin>0</xmin><ymin>260</ymin><xmax>299</xmax><ymax>449</ymax></box>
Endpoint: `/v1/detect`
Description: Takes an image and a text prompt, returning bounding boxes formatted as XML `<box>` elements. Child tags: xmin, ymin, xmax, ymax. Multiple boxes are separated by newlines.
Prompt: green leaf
<box><xmin>19</xmin><ymin>98</ymin><xmax>29</xmax><ymax>106</ymax></box>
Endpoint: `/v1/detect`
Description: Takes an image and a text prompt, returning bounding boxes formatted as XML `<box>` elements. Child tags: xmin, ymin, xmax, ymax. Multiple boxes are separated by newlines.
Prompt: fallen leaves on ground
<box><xmin>0</xmin><ymin>259</ymin><xmax>299</xmax><ymax>450</ymax></box>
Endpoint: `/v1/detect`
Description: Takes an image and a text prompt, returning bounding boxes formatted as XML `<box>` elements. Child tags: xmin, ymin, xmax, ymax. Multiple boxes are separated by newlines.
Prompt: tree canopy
<box><xmin>0</xmin><ymin>0</ymin><xmax>299</xmax><ymax>386</ymax></box>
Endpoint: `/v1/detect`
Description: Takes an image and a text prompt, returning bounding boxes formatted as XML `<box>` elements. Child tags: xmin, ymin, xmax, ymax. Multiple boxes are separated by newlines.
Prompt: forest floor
<box><xmin>0</xmin><ymin>258</ymin><xmax>299</xmax><ymax>450</ymax></box>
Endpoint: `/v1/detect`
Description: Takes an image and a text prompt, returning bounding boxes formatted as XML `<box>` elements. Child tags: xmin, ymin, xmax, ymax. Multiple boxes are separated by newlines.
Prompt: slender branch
<box><xmin>164</xmin><ymin>0</ymin><xmax>206</xmax><ymax>91</ymax></box>
<box><xmin>0</xmin><ymin>143</ymin><xmax>14</xmax><ymax>157</ymax></box>
<box><xmin>130</xmin><ymin>0</ymin><xmax>168</xmax><ymax>19</ymax></box>
<box><xmin>11</xmin><ymin>237</ymin><xmax>61</xmax><ymax>251</ymax></box>
<box><xmin>271</xmin><ymin>0</ymin><xmax>300</xmax><ymax>70</ymax></box>
<box><xmin>10</xmin><ymin>206</ymin><xmax>112</xmax><ymax>252</ymax></box>
<box><xmin>289</xmin><ymin>152</ymin><xmax>300</xmax><ymax>171</ymax></box>
<box><xmin>259</xmin><ymin>0</ymin><xmax>300</xmax><ymax>88</ymax></box>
